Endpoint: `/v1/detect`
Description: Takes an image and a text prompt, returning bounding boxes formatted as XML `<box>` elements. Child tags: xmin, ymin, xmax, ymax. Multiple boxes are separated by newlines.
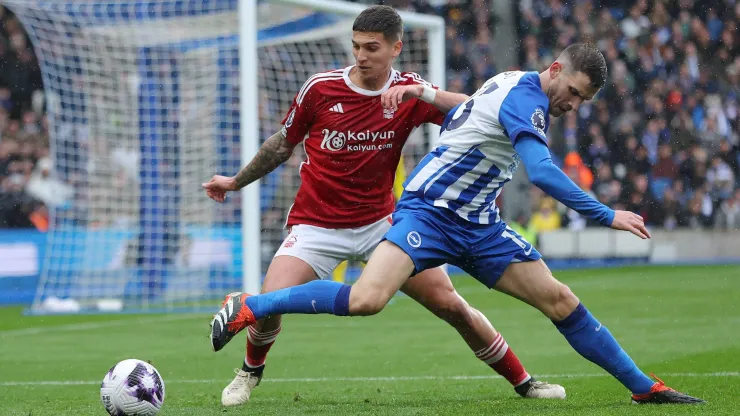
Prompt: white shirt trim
<box><xmin>342</xmin><ymin>65</ymin><xmax>398</xmax><ymax>96</ymax></box>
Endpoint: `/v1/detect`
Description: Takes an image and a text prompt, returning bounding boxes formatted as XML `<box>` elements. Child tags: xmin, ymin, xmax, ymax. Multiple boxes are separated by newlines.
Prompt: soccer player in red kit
<box><xmin>203</xmin><ymin>5</ymin><xmax>565</xmax><ymax>407</ymax></box>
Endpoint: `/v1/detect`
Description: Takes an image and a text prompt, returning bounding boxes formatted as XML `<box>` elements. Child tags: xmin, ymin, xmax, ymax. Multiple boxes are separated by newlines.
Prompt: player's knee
<box><xmin>546</xmin><ymin>283</ymin><xmax>580</xmax><ymax>321</ymax></box>
<box><xmin>430</xmin><ymin>291</ymin><xmax>472</xmax><ymax>327</ymax></box>
<box><xmin>351</xmin><ymin>298</ymin><xmax>386</xmax><ymax>316</ymax></box>
<box><xmin>349</xmin><ymin>291</ymin><xmax>387</xmax><ymax>316</ymax></box>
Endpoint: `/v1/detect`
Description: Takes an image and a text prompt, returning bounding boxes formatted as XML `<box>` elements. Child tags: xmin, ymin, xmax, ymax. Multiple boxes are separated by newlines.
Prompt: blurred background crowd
<box><xmin>0</xmin><ymin>5</ymin><xmax>49</xmax><ymax>230</ymax></box>
<box><xmin>0</xmin><ymin>0</ymin><xmax>738</xmax><ymax>239</ymax></box>
<box><xmin>515</xmin><ymin>0</ymin><xmax>740</xmax><ymax>238</ymax></box>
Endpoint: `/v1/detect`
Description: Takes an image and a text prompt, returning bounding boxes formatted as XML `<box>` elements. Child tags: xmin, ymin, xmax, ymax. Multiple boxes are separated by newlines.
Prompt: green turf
<box><xmin>1</xmin><ymin>265</ymin><xmax>739</xmax><ymax>415</ymax></box>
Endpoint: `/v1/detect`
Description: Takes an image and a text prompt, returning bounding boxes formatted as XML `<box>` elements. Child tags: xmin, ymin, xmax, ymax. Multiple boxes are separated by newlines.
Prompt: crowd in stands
<box><xmin>513</xmin><ymin>0</ymin><xmax>740</xmax><ymax>236</ymax></box>
<box><xmin>0</xmin><ymin>0</ymin><xmax>738</xmax><ymax>237</ymax></box>
<box><xmin>0</xmin><ymin>5</ymin><xmax>49</xmax><ymax>230</ymax></box>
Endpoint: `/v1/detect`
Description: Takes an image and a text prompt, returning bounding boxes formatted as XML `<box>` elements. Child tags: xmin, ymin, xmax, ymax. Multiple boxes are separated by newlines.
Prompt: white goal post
<box><xmin>4</xmin><ymin>0</ymin><xmax>445</xmax><ymax>314</ymax></box>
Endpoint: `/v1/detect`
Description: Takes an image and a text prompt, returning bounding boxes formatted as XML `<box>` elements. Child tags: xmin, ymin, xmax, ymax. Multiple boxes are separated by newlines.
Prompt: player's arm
<box><xmin>205</xmin><ymin>71</ymin><xmax>317</xmax><ymax>202</ymax></box>
<box><xmin>513</xmin><ymin>135</ymin><xmax>650</xmax><ymax>239</ymax></box>
<box><xmin>202</xmin><ymin>130</ymin><xmax>296</xmax><ymax>202</ymax></box>
<box><xmin>381</xmin><ymin>84</ymin><xmax>468</xmax><ymax>114</ymax></box>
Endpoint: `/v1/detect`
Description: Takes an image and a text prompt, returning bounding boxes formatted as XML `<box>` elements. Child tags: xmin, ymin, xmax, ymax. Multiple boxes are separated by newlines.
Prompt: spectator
<box><xmin>714</xmin><ymin>189</ymin><xmax>740</xmax><ymax>231</ymax></box>
<box><xmin>529</xmin><ymin>196</ymin><xmax>561</xmax><ymax>234</ymax></box>
<box><xmin>652</xmin><ymin>143</ymin><xmax>677</xmax><ymax>200</ymax></box>
<box><xmin>706</xmin><ymin>155</ymin><xmax>735</xmax><ymax>200</ymax></box>
<box><xmin>718</xmin><ymin>139</ymin><xmax>740</xmax><ymax>180</ymax></box>
<box><xmin>509</xmin><ymin>213</ymin><xmax>538</xmax><ymax>246</ymax></box>
<box><xmin>684</xmin><ymin>188</ymin><xmax>715</xmax><ymax>229</ymax></box>
<box><xmin>26</xmin><ymin>157</ymin><xmax>73</xmax><ymax>208</ymax></box>
<box><xmin>653</xmin><ymin>188</ymin><xmax>687</xmax><ymax>231</ymax></box>
<box><xmin>0</xmin><ymin>171</ymin><xmax>38</xmax><ymax>228</ymax></box>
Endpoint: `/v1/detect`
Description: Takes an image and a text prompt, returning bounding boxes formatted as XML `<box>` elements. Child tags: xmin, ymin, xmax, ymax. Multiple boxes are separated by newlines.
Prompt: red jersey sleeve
<box><xmin>280</xmin><ymin>77</ymin><xmax>321</xmax><ymax>145</ymax></box>
<box><xmin>404</xmin><ymin>73</ymin><xmax>445</xmax><ymax>127</ymax></box>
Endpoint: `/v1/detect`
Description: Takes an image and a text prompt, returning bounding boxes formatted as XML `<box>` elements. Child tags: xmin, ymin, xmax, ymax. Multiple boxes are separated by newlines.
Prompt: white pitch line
<box><xmin>0</xmin><ymin>314</ymin><xmax>201</xmax><ymax>337</ymax></box>
<box><xmin>1</xmin><ymin>372</ymin><xmax>738</xmax><ymax>387</ymax></box>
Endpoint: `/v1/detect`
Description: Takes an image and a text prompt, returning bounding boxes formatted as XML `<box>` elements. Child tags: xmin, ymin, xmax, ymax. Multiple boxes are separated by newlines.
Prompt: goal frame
<box><xmin>241</xmin><ymin>0</ymin><xmax>447</xmax><ymax>294</ymax></box>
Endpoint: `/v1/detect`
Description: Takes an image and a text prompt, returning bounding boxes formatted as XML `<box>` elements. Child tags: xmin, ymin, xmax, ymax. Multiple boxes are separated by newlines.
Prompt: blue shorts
<box><xmin>383</xmin><ymin>193</ymin><xmax>541</xmax><ymax>288</ymax></box>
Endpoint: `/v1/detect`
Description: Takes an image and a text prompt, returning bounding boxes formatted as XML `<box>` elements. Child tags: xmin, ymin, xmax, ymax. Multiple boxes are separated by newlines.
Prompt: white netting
<box><xmin>5</xmin><ymin>0</ymin><xmax>440</xmax><ymax>313</ymax></box>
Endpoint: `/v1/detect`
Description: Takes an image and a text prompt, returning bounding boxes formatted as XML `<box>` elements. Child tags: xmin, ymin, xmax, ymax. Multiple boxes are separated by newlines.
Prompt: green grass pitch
<box><xmin>1</xmin><ymin>265</ymin><xmax>739</xmax><ymax>415</ymax></box>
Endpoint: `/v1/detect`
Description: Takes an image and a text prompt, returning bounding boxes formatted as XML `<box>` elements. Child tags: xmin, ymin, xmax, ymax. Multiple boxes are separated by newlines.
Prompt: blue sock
<box><xmin>553</xmin><ymin>303</ymin><xmax>654</xmax><ymax>394</ymax></box>
<box><xmin>245</xmin><ymin>280</ymin><xmax>352</xmax><ymax>320</ymax></box>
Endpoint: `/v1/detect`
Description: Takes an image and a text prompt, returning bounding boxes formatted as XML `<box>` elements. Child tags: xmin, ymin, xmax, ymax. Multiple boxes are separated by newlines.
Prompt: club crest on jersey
<box><xmin>383</xmin><ymin>107</ymin><xmax>395</xmax><ymax>119</ymax></box>
<box><xmin>531</xmin><ymin>108</ymin><xmax>546</xmax><ymax>137</ymax></box>
<box><xmin>283</xmin><ymin>234</ymin><xmax>298</xmax><ymax>248</ymax></box>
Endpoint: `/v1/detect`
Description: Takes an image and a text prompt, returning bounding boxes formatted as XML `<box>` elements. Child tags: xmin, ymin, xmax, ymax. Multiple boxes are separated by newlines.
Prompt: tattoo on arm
<box><xmin>233</xmin><ymin>131</ymin><xmax>295</xmax><ymax>189</ymax></box>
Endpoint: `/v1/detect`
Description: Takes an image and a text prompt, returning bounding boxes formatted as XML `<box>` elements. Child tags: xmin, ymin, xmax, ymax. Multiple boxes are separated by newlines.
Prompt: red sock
<box><xmin>474</xmin><ymin>333</ymin><xmax>530</xmax><ymax>386</ymax></box>
<box><xmin>245</xmin><ymin>325</ymin><xmax>282</xmax><ymax>368</ymax></box>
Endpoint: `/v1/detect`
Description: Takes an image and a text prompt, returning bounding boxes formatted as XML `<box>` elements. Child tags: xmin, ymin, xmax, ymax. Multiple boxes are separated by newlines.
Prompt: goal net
<box><xmin>6</xmin><ymin>0</ymin><xmax>444</xmax><ymax>314</ymax></box>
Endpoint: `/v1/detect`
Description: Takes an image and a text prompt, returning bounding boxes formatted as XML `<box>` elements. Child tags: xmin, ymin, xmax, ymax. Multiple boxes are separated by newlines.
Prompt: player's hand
<box><xmin>202</xmin><ymin>175</ymin><xmax>238</xmax><ymax>203</ymax></box>
<box><xmin>381</xmin><ymin>84</ymin><xmax>423</xmax><ymax>111</ymax></box>
<box><xmin>610</xmin><ymin>210</ymin><xmax>651</xmax><ymax>239</ymax></box>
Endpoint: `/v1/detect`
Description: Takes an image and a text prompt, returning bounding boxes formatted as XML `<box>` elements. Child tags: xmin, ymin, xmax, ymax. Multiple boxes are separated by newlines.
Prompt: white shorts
<box><xmin>274</xmin><ymin>216</ymin><xmax>392</xmax><ymax>278</ymax></box>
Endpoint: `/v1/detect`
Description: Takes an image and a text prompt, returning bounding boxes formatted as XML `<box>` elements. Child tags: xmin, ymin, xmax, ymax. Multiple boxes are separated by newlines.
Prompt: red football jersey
<box><xmin>280</xmin><ymin>66</ymin><xmax>445</xmax><ymax>229</ymax></box>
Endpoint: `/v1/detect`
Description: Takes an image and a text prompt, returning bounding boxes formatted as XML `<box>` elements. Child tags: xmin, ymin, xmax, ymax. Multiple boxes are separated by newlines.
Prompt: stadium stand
<box><xmin>516</xmin><ymin>0</ymin><xmax>740</xmax><ymax>232</ymax></box>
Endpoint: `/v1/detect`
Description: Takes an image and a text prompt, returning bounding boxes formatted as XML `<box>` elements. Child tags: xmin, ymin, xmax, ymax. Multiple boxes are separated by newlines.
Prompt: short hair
<box><xmin>559</xmin><ymin>42</ymin><xmax>607</xmax><ymax>89</ymax></box>
<box><xmin>352</xmin><ymin>5</ymin><xmax>403</xmax><ymax>42</ymax></box>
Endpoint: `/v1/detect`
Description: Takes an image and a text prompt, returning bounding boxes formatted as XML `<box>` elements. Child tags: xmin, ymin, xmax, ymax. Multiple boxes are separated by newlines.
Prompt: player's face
<box><xmin>351</xmin><ymin>31</ymin><xmax>402</xmax><ymax>83</ymax></box>
<box><xmin>548</xmin><ymin>63</ymin><xmax>600</xmax><ymax>117</ymax></box>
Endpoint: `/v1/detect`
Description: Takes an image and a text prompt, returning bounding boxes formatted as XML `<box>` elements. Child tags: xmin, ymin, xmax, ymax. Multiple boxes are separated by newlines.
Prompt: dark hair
<box><xmin>560</xmin><ymin>42</ymin><xmax>607</xmax><ymax>89</ymax></box>
<box><xmin>352</xmin><ymin>5</ymin><xmax>403</xmax><ymax>42</ymax></box>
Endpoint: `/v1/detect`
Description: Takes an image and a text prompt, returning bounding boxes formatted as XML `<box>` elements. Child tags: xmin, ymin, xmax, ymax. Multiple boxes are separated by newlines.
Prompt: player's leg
<box><xmin>226</xmin><ymin>240</ymin><xmax>412</xmax><ymax>320</ymax></box>
<box><xmin>209</xmin><ymin>207</ymin><xmax>454</xmax><ymax>328</ymax></box>
<box><xmin>217</xmin><ymin>225</ymin><xmax>346</xmax><ymax>406</ymax></box>
<box><xmin>220</xmin><ymin>255</ymin><xmax>319</xmax><ymax>406</ymax></box>
<box><xmin>494</xmin><ymin>260</ymin><xmax>703</xmax><ymax>403</ymax></box>
<box><xmin>244</xmin><ymin>256</ymin><xmax>317</xmax><ymax>372</ymax></box>
<box><xmin>400</xmin><ymin>267</ymin><xmax>565</xmax><ymax>399</ymax></box>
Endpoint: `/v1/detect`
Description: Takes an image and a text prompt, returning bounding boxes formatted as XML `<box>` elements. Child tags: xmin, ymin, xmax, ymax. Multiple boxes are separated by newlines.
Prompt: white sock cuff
<box><xmin>475</xmin><ymin>334</ymin><xmax>509</xmax><ymax>364</ymax></box>
<box><xmin>247</xmin><ymin>325</ymin><xmax>282</xmax><ymax>346</ymax></box>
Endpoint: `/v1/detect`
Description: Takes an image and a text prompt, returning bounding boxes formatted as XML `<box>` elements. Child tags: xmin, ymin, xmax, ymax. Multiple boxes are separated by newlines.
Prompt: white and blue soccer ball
<box><xmin>100</xmin><ymin>359</ymin><xmax>166</xmax><ymax>416</ymax></box>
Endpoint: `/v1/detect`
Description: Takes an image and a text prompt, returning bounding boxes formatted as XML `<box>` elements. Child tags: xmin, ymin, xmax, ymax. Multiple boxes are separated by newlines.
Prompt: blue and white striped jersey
<box><xmin>403</xmin><ymin>71</ymin><xmax>550</xmax><ymax>224</ymax></box>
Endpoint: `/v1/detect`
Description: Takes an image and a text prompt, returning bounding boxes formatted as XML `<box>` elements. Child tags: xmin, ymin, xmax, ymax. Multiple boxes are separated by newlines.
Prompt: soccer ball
<box><xmin>100</xmin><ymin>359</ymin><xmax>166</xmax><ymax>416</ymax></box>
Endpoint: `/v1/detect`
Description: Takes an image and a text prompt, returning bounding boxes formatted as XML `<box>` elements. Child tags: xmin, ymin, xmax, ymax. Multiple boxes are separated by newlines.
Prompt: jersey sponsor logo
<box><xmin>406</xmin><ymin>231</ymin><xmax>422</xmax><ymax>248</ymax></box>
<box><xmin>320</xmin><ymin>129</ymin><xmax>396</xmax><ymax>152</ymax></box>
<box><xmin>531</xmin><ymin>108</ymin><xmax>546</xmax><ymax>137</ymax></box>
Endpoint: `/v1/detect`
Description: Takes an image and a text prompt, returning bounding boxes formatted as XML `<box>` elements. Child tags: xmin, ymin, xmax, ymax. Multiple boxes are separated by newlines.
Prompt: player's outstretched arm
<box><xmin>381</xmin><ymin>84</ymin><xmax>468</xmax><ymax>113</ymax></box>
<box><xmin>202</xmin><ymin>130</ymin><xmax>296</xmax><ymax>203</ymax></box>
<box><xmin>514</xmin><ymin>134</ymin><xmax>650</xmax><ymax>239</ymax></box>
